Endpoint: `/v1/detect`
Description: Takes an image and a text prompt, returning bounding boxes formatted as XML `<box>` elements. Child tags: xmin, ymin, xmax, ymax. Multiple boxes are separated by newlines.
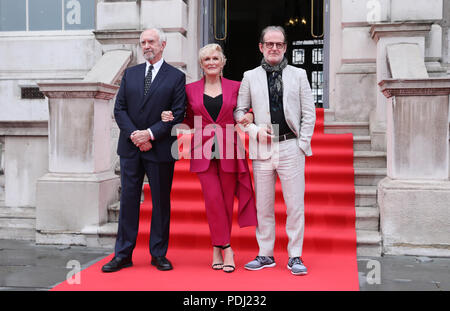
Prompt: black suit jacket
<box><xmin>114</xmin><ymin>61</ymin><xmax>186</xmax><ymax>162</ymax></box>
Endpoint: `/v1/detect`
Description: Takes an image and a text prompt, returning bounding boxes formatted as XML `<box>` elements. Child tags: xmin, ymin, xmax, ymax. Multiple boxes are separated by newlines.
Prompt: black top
<box><xmin>203</xmin><ymin>94</ymin><xmax>223</xmax><ymax>159</ymax></box>
<box><xmin>266</xmin><ymin>72</ymin><xmax>295</xmax><ymax>136</ymax></box>
<box><xmin>203</xmin><ymin>94</ymin><xmax>223</xmax><ymax>122</ymax></box>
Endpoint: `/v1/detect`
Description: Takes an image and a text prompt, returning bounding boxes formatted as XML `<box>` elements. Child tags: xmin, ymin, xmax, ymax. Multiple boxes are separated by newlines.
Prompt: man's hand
<box><xmin>131</xmin><ymin>130</ymin><xmax>151</xmax><ymax>146</ymax></box>
<box><xmin>257</xmin><ymin>125</ymin><xmax>273</xmax><ymax>144</ymax></box>
<box><xmin>161</xmin><ymin>111</ymin><xmax>174</xmax><ymax>122</ymax></box>
<box><xmin>139</xmin><ymin>141</ymin><xmax>152</xmax><ymax>152</ymax></box>
<box><xmin>237</xmin><ymin>112</ymin><xmax>254</xmax><ymax>127</ymax></box>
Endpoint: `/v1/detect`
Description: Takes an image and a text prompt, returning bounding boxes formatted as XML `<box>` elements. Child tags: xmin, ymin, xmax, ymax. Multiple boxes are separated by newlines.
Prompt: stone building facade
<box><xmin>0</xmin><ymin>0</ymin><xmax>449</xmax><ymax>257</ymax></box>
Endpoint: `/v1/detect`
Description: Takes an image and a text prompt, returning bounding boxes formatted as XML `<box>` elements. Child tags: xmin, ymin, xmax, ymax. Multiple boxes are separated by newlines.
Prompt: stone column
<box><xmin>35</xmin><ymin>82</ymin><xmax>120</xmax><ymax>245</ymax></box>
<box><xmin>377</xmin><ymin>78</ymin><xmax>450</xmax><ymax>256</ymax></box>
<box><xmin>369</xmin><ymin>23</ymin><xmax>432</xmax><ymax>151</ymax></box>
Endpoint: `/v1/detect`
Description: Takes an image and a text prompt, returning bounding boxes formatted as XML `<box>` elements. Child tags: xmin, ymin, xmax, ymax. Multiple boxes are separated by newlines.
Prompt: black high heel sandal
<box><xmin>211</xmin><ymin>246</ymin><xmax>224</xmax><ymax>270</ymax></box>
<box><xmin>220</xmin><ymin>244</ymin><xmax>235</xmax><ymax>273</ymax></box>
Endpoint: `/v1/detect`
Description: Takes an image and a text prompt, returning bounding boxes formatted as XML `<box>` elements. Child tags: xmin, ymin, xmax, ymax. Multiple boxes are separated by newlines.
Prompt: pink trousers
<box><xmin>196</xmin><ymin>159</ymin><xmax>237</xmax><ymax>246</ymax></box>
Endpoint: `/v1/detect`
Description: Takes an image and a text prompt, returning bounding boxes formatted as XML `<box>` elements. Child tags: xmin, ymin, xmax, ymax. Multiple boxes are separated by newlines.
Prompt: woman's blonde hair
<box><xmin>198</xmin><ymin>43</ymin><xmax>227</xmax><ymax>66</ymax></box>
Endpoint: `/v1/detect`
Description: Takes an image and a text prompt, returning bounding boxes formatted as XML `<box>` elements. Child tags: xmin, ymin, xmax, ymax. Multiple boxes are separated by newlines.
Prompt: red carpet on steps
<box><xmin>53</xmin><ymin>108</ymin><xmax>359</xmax><ymax>291</ymax></box>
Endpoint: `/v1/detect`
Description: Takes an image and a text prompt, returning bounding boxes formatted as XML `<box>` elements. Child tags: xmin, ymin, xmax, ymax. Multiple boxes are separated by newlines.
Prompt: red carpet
<box><xmin>53</xmin><ymin>108</ymin><xmax>359</xmax><ymax>291</ymax></box>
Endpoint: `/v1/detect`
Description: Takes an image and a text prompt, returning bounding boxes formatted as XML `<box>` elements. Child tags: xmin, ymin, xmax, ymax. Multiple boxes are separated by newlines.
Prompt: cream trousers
<box><xmin>252</xmin><ymin>138</ymin><xmax>305</xmax><ymax>258</ymax></box>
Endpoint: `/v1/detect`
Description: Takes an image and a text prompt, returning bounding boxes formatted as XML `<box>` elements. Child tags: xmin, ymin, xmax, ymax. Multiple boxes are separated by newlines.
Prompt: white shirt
<box><xmin>146</xmin><ymin>58</ymin><xmax>165</xmax><ymax>140</ymax></box>
<box><xmin>145</xmin><ymin>57</ymin><xmax>164</xmax><ymax>82</ymax></box>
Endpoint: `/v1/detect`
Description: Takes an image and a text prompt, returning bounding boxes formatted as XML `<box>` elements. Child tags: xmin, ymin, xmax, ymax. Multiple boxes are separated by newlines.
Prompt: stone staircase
<box><xmin>324</xmin><ymin>110</ymin><xmax>384</xmax><ymax>256</ymax></box>
<box><xmin>101</xmin><ymin>110</ymin><xmax>385</xmax><ymax>256</ymax></box>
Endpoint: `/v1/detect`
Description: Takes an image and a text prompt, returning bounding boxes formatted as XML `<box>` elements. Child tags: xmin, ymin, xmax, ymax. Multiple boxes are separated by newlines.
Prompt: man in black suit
<box><xmin>102</xmin><ymin>28</ymin><xmax>186</xmax><ymax>272</ymax></box>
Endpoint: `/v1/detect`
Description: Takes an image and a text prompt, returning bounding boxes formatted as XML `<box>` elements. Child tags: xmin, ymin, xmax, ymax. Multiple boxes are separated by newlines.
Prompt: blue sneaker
<box><xmin>287</xmin><ymin>257</ymin><xmax>308</xmax><ymax>275</ymax></box>
<box><xmin>244</xmin><ymin>256</ymin><xmax>276</xmax><ymax>270</ymax></box>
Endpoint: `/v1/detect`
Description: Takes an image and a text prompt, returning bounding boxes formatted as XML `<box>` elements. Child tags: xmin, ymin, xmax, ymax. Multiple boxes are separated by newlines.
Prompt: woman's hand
<box><xmin>161</xmin><ymin>111</ymin><xmax>174</xmax><ymax>122</ymax></box>
<box><xmin>237</xmin><ymin>112</ymin><xmax>254</xmax><ymax>127</ymax></box>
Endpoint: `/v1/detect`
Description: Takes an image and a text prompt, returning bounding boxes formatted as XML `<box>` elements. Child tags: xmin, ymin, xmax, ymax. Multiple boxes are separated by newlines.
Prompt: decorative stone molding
<box><xmin>93</xmin><ymin>30</ymin><xmax>142</xmax><ymax>45</ymax></box>
<box><xmin>0</xmin><ymin>121</ymin><xmax>48</xmax><ymax>136</ymax></box>
<box><xmin>370</xmin><ymin>22</ymin><xmax>433</xmax><ymax>42</ymax></box>
<box><xmin>379</xmin><ymin>78</ymin><xmax>450</xmax><ymax>98</ymax></box>
<box><xmin>38</xmin><ymin>82</ymin><xmax>119</xmax><ymax>100</ymax></box>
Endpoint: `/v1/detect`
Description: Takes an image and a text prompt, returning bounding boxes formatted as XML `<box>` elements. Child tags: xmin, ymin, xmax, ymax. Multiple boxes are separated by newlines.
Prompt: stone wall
<box><xmin>329</xmin><ymin>0</ymin><xmax>447</xmax><ymax>122</ymax></box>
<box><xmin>0</xmin><ymin>0</ymin><xmax>202</xmax><ymax>122</ymax></box>
<box><xmin>0</xmin><ymin>31</ymin><xmax>100</xmax><ymax>121</ymax></box>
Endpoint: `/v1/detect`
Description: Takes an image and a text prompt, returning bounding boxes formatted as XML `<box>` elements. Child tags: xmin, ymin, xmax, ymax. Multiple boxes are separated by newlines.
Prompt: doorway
<box><xmin>203</xmin><ymin>0</ymin><xmax>329</xmax><ymax>108</ymax></box>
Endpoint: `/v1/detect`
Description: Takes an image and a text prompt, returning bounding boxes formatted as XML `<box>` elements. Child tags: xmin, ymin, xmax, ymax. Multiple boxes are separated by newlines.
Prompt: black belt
<box><xmin>272</xmin><ymin>132</ymin><xmax>297</xmax><ymax>142</ymax></box>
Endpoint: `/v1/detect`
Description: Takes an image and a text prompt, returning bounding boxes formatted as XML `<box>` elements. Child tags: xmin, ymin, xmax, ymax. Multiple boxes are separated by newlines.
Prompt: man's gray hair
<box><xmin>259</xmin><ymin>26</ymin><xmax>287</xmax><ymax>43</ymax></box>
<box><xmin>140</xmin><ymin>28</ymin><xmax>167</xmax><ymax>45</ymax></box>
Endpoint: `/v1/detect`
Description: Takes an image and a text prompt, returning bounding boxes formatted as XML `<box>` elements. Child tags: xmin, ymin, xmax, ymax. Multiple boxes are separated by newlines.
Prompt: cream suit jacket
<box><xmin>234</xmin><ymin>65</ymin><xmax>316</xmax><ymax>159</ymax></box>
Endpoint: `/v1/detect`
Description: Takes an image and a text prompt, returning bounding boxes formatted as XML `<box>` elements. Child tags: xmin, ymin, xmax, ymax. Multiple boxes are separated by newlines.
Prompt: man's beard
<box><xmin>143</xmin><ymin>50</ymin><xmax>155</xmax><ymax>61</ymax></box>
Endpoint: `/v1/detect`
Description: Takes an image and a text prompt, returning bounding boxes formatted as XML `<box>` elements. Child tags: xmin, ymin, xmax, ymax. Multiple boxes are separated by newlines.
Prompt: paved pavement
<box><xmin>0</xmin><ymin>239</ymin><xmax>449</xmax><ymax>291</ymax></box>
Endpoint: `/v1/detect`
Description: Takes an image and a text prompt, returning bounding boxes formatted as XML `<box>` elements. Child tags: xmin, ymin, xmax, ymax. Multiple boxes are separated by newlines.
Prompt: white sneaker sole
<box><xmin>287</xmin><ymin>264</ymin><xmax>308</xmax><ymax>275</ymax></box>
<box><xmin>244</xmin><ymin>262</ymin><xmax>276</xmax><ymax>271</ymax></box>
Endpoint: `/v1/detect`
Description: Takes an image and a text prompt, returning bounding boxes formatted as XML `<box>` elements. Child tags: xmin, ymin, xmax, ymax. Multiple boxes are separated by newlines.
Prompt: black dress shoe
<box><xmin>101</xmin><ymin>256</ymin><xmax>133</xmax><ymax>273</ymax></box>
<box><xmin>151</xmin><ymin>256</ymin><xmax>173</xmax><ymax>271</ymax></box>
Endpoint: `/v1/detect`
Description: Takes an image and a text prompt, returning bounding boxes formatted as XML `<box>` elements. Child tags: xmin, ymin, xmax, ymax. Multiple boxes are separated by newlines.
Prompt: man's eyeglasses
<box><xmin>262</xmin><ymin>42</ymin><xmax>286</xmax><ymax>49</ymax></box>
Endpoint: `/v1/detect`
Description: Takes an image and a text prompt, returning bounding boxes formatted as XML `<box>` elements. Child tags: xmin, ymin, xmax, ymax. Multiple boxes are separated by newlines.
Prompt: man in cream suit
<box><xmin>234</xmin><ymin>26</ymin><xmax>315</xmax><ymax>275</ymax></box>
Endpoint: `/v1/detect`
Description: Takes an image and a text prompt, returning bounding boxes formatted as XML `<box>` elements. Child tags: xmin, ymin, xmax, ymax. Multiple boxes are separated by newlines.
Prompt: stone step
<box><xmin>356</xmin><ymin>230</ymin><xmax>382</xmax><ymax>257</ymax></box>
<box><xmin>107</xmin><ymin>187</ymin><xmax>378</xmax><ymax>223</ymax></box>
<box><xmin>354</xmin><ymin>151</ymin><xmax>387</xmax><ymax>168</ymax></box>
<box><xmin>0</xmin><ymin>207</ymin><xmax>36</xmax><ymax>241</ymax></box>
<box><xmin>86</xmin><ymin>222</ymin><xmax>382</xmax><ymax>256</ymax></box>
<box><xmin>354</xmin><ymin>168</ymin><xmax>386</xmax><ymax>186</ymax></box>
<box><xmin>324</xmin><ymin>109</ymin><xmax>336</xmax><ymax>122</ymax></box>
<box><xmin>81</xmin><ymin>222</ymin><xmax>118</xmax><ymax>248</ymax></box>
<box><xmin>108</xmin><ymin>206</ymin><xmax>379</xmax><ymax>232</ymax></box>
<box><xmin>355</xmin><ymin>186</ymin><xmax>377</xmax><ymax>207</ymax></box>
<box><xmin>324</xmin><ymin>121</ymin><xmax>370</xmax><ymax>136</ymax></box>
<box><xmin>355</xmin><ymin>206</ymin><xmax>379</xmax><ymax>231</ymax></box>
<box><xmin>353</xmin><ymin>136</ymin><xmax>372</xmax><ymax>151</ymax></box>
<box><xmin>0</xmin><ymin>206</ymin><xmax>36</xmax><ymax>218</ymax></box>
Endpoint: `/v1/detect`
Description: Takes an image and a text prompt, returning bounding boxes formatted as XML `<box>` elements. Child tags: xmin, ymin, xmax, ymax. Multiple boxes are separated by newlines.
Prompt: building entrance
<box><xmin>205</xmin><ymin>0</ymin><xmax>329</xmax><ymax>108</ymax></box>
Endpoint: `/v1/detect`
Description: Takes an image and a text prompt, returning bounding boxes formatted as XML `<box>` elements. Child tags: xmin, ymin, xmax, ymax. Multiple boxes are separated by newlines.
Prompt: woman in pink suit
<box><xmin>162</xmin><ymin>44</ymin><xmax>256</xmax><ymax>273</ymax></box>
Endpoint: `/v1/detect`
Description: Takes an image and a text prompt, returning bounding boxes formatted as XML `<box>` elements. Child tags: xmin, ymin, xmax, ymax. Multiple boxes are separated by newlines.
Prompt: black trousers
<box><xmin>114</xmin><ymin>154</ymin><xmax>175</xmax><ymax>259</ymax></box>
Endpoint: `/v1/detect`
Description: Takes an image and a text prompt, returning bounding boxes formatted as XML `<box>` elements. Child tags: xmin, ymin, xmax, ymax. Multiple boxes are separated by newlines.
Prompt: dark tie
<box><xmin>144</xmin><ymin>65</ymin><xmax>154</xmax><ymax>96</ymax></box>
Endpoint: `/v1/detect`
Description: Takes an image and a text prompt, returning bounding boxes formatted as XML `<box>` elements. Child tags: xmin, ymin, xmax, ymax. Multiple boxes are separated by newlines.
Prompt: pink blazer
<box><xmin>183</xmin><ymin>77</ymin><xmax>257</xmax><ymax>228</ymax></box>
<box><xmin>185</xmin><ymin>77</ymin><xmax>247</xmax><ymax>173</ymax></box>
